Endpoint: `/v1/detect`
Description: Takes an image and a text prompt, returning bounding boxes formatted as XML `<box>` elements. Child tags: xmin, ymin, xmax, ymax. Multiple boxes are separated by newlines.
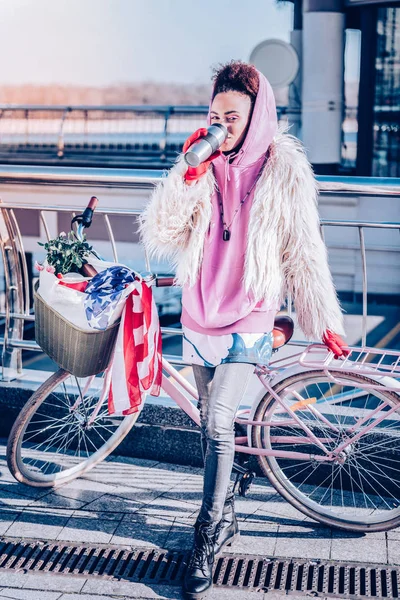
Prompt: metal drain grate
<box><xmin>0</xmin><ymin>537</ymin><xmax>399</xmax><ymax>598</ymax></box>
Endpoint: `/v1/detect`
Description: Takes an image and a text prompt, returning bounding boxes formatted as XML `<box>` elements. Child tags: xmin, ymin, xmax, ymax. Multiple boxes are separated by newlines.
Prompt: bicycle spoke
<box><xmin>347</xmin><ymin>455</ymin><xmax>393</xmax><ymax>510</ymax></box>
<box><xmin>354</xmin><ymin>454</ymin><xmax>400</xmax><ymax>494</ymax></box>
<box><xmin>23</xmin><ymin>420</ymin><xmax>71</xmax><ymax>442</ymax></box>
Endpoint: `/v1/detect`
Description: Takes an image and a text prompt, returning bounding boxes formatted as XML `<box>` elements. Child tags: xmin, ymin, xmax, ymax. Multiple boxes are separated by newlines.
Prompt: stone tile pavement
<box><xmin>0</xmin><ymin>440</ymin><xmax>398</xmax><ymax>599</ymax></box>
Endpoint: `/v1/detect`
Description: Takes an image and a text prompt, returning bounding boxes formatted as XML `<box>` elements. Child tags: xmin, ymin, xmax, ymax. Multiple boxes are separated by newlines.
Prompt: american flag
<box><xmin>108</xmin><ymin>278</ymin><xmax>162</xmax><ymax>415</ymax></box>
<box><xmin>72</xmin><ymin>266</ymin><xmax>163</xmax><ymax>415</ymax></box>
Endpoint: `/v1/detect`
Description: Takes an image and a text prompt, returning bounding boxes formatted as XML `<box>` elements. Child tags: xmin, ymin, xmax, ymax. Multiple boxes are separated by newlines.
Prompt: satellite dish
<box><xmin>250</xmin><ymin>39</ymin><xmax>299</xmax><ymax>89</ymax></box>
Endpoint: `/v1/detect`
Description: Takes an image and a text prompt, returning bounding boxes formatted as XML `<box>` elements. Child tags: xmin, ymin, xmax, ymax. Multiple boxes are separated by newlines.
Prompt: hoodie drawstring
<box><xmin>225</xmin><ymin>156</ymin><xmax>230</xmax><ymax>187</ymax></box>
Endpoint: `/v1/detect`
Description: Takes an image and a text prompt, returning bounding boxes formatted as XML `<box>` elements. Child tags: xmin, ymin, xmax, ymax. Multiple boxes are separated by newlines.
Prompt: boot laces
<box><xmin>188</xmin><ymin>524</ymin><xmax>215</xmax><ymax>573</ymax></box>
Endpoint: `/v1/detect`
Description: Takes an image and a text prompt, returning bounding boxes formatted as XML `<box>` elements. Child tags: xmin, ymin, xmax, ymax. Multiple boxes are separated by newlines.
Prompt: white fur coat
<box><xmin>139</xmin><ymin>128</ymin><xmax>345</xmax><ymax>340</ymax></box>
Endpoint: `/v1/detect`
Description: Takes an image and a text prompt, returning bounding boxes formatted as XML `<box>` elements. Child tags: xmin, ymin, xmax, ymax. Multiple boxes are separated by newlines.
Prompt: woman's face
<box><xmin>210</xmin><ymin>91</ymin><xmax>252</xmax><ymax>153</ymax></box>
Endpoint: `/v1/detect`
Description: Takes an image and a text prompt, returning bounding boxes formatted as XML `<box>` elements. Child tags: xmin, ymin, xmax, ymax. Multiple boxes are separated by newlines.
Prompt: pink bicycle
<box><xmin>7</xmin><ymin>202</ymin><xmax>400</xmax><ymax>533</ymax></box>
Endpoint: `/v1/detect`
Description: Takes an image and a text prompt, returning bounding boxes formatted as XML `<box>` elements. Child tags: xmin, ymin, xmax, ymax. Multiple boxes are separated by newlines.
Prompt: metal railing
<box><xmin>0</xmin><ymin>168</ymin><xmax>399</xmax><ymax>380</ymax></box>
<box><xmin>0</xmin><ymin>104</ymin><xmax>294</xmax><ymax>168</ymax></box>
<box><xmin>0</xmin><ymin>164</ymin><xmax>398</xmax><ymax>192</ymax></box>
<box><xmin>0</xmin><ymin>103</ymin><xmax>360</xmax><ymax>171</ymax></box>
<box><xmin>0</xmin><ymin>104</ymin><xmax>292</xmax><ymax>167</ymax></box>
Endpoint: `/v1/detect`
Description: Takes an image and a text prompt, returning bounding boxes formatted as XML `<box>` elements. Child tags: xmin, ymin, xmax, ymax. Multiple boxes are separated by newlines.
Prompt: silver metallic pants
<box><xmin>192</xmin><ymin>363</ymin><xmax>255</xmax><ymax>524</ymax></box>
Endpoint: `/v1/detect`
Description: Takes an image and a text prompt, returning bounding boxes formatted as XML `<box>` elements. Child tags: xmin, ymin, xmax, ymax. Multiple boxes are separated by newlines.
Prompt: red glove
<box><xmin>322</xmin><ymin>330</ymin><xmax>350</xmax><ymax>359</ymax></box>
<box><xmin>182</xmin><ymin>128</ymin><xmax>221</xmax><ymax>183</ymax></box>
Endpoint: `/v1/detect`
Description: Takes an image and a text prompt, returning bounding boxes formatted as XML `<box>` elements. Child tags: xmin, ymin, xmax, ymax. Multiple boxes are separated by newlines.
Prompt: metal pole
<box><xmin>302</xmin><ymin>0</ymin><xmax>346</xmax><ymax>174</ymax></box>
<box><xmin>356</xmin><ymin>5</ymin><xmax>378</xmax><ymax>177</ymax></box>
<box><xmin>288</xmin><ymin>0</ymin><xmax>303</xmax><ymax>138</ymax></box>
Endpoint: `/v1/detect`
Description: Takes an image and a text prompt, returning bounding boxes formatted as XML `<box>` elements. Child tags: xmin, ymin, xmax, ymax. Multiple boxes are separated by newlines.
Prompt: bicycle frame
<box><xmin>71</xmin><ymin>341</ymin><xmax>400</xmax><ymax>466</ymax></box>
<box><xmin>69</xmin><ymin>220</ymin><xmax>400</xmax><ymax>467</ymax></box>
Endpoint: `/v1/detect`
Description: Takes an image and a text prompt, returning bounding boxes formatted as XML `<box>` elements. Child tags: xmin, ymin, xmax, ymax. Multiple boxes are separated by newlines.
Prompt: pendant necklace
<box><xmin>217</xmin><ymin>153</ymin><xmax>268</xmax><ymax>242</ymax></box>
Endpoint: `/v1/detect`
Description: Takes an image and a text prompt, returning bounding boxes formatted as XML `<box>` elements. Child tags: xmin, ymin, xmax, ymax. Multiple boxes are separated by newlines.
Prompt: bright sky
<box><xmin>0</xmin><ymin>0</ymin><xmax>295</xmax><ymax>86</ymax></box>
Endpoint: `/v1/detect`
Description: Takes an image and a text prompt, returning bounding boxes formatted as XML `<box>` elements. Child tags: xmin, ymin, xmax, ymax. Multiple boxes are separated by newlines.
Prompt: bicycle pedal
<box><xmin>238</xmin><ymin>470</ymin><xmax>256</xmax><ymax>497</ymax></box>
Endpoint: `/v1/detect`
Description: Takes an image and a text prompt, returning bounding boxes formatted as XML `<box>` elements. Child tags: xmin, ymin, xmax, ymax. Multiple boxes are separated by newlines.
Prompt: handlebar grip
<box><xmin>80</xmin><ymin>196</ymin><xmax>99</xmax><ymax>228</ymax></box>
<box><xmin>88</xmin><ymin>196</ymin><xmax>98</xmax><ymax>210</ymax></box>
<box><xmin>155</xmin><ymin>276</ymin><xmax>175</xmax><ymax>287</ymax></box>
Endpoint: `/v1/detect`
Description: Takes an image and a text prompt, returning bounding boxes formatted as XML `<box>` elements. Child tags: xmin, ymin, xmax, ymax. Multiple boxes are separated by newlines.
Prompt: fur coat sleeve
<box><xmin>138</xmin><ymin>162</ymin><xmax>214</xmax><ymax>264</ymax></box>
<box><xmin>278</xmin><ymin>135</ymin><xmax>345</xmax><ymax>339</ymax></box>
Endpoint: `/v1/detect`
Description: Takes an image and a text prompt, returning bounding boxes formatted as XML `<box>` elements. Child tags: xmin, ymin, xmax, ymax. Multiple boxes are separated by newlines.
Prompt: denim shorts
<box><xmin>182</xmin><ymin>327</ymin><xmax>273</xmax><ymax>368</ymax></box>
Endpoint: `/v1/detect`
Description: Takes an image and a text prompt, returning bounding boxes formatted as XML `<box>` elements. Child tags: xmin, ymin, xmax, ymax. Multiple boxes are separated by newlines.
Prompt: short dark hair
<box><xmin>212</xmin><ymin>60</ymin><xmax>259</xmax><ymax>103</ymax></box>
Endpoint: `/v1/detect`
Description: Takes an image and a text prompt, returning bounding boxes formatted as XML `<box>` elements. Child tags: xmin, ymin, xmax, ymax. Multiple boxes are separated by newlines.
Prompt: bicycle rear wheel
<box><xmin>251</xmin><ymin>369</ymin><xmax>400</xmax><ymax>531</ymax></box>
<box><xmin>7</xmin><ymin>368</ymin><xmax>139</xmax><ymax>487</ymax></box>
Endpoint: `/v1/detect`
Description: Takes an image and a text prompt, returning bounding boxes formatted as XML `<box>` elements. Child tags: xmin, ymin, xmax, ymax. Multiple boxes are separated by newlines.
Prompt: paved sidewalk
<box><xmin>0</xmin><ymin>440</ymin><xmax>398</xmax><ymax>599</ymax></box>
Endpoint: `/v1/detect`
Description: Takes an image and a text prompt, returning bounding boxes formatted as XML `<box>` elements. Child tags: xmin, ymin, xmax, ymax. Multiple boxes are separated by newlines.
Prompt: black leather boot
<box><xmin>183</xmin><ymin>521</ymin><xmax>217</xmax><ymax>599</ymax></box>
<box><xmin>214</xmin><ymin>492</ymin><xmax>240</xmax><ymax>555</ymax></box>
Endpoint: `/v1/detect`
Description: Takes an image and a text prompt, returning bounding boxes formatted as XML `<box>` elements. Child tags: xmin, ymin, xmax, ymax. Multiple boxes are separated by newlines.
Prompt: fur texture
<box><xmin>139</xmin><ymin>130</ymin><xmax>345</xmax><ymax>340</ymax></box>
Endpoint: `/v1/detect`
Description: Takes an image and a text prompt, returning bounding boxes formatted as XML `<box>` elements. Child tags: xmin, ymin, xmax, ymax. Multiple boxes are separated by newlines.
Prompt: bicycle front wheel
<box><xmin>7</xmin><ymin>368</ymin><xmax>139</xmax><ymax>487</ymax></box>
<box><xmin>251</xmin><ymin>369</ymin><xmax>400</xmax><ymax>532</ymax></box>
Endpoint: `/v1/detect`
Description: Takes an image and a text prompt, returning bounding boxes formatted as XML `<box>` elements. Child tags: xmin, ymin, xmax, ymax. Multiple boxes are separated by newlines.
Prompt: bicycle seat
<box><xmin>272</xmin><ymin>315</ymin><xmax>294</xmax><ymax>349</ymax></box>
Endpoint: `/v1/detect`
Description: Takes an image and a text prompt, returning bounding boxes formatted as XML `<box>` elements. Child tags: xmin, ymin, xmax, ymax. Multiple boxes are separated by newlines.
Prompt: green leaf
<box><xmin>38</xmin><ymin>229</ymin><xmax>97</xmax><ymax>276</ymax></box>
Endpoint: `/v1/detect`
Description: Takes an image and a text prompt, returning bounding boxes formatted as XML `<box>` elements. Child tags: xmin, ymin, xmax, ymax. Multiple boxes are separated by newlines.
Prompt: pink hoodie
<box><xmin>181</xmin><ymin>71</ymin><xmax>279</xmax><ymax>335</ymax></box>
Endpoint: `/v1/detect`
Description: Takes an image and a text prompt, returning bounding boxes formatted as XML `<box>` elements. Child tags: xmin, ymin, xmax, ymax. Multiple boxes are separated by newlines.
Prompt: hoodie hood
<box><xmin>207</xmin><ymin>69</ymin><xmax>278</xmax><ymax>169</ymax></box>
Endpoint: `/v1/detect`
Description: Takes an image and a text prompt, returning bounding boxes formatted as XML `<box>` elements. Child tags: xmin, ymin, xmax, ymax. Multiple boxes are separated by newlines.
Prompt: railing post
<box><xmin>24</xmin><ymin>109</ymin><xmax>29</xmax><ymax>146</ymax></box>
<box><xmin>358</xmin><ymin>226</ymin><xmax>368</xmax><ymax>346</ymax></box>
<box><xmin>57</xmin><ymin>107</ymin><xmax>70</xmax><ymax>158</ymax></box>
<box><xmin>84</xmin><ymin>109</ymin><xmax>88</xmax><ymax>139</ymax></box>
<box><xmin>160</xmin><ymin>107</ymin><xmax>172</xmax><ymax>159</ymax></box>
<box><xmin>0</xmin><ymin>202</ymin><xmax>24</xmax><ymax>380</ymax></box>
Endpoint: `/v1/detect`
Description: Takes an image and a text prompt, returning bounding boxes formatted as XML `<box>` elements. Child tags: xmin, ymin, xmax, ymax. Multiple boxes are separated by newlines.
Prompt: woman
<box><xmin>140</xmin><ymin>61</ymin><xmax>349</xmax><ymax>599</ymax></box>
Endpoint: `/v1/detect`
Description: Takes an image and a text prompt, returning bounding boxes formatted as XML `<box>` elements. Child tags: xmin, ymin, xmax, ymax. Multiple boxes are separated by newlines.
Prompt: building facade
<box><xmin>350</xmin><ymin>1</ymin><xmax>400</xmax><ymax>177</ymax></box>
<box><xmin>290</xmin><ymin>0</ymin><xmax>400</xmax><ymax>177</ymax></box>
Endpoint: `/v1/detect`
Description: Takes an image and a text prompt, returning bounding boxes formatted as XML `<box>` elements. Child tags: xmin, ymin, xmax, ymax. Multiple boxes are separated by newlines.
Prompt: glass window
<box><xmin>373</xmin><ymin>7</ymin><xmax>400</xmax><ymax>177</ymax></box>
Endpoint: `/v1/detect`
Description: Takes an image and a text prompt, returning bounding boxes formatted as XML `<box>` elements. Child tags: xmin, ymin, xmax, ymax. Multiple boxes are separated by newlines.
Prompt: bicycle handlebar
<box><xmin>71</xmin><ymin>199</ymin><xmax>175</xmax><ymax>287</ymax></box>
<box><xmin>71</xmin><ymin>196</ymin><xmax>98</xmax><ymax>230</ymax></box>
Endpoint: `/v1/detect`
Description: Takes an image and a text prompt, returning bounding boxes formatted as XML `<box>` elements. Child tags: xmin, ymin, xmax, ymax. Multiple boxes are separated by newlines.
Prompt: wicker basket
<box><xmin>34</xmin><ymin>285</ymin><xmax>120</xmax><ymax>378</ymax></box>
